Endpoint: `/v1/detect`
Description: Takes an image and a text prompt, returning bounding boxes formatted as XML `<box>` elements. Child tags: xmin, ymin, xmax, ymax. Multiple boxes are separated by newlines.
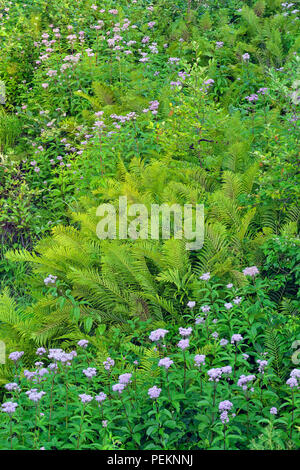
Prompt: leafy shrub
<box><xmin>1</xmin><ymin>277</ymin><xmax>299</xmax><ymax>450</ymax></box>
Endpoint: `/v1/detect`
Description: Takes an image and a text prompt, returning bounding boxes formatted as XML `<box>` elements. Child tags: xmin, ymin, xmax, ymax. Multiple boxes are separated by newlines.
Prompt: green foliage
<box><xmin>0</xmin><ymin>0</ymin><xmax>299</xmax><ymax>451</ymax></box>
<box><xmin>0</xmin><ymin>299</ymin><xmax>299</xmax><ymax>450</ymax></box>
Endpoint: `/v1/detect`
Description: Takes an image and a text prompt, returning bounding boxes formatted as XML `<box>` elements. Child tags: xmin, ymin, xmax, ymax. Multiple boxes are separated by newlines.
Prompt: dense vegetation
<box><xmin>0</xmin><ymin>0</ymin><xmax>299</xmax><ymax>451</ymax></box>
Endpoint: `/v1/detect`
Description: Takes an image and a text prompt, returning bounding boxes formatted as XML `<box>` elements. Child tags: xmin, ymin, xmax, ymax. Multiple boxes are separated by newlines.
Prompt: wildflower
<box><xmin>26</xmin><ymin>389</ymin><xmax>46</xmax><ymax>402</ymax></box>
<box><xmin>212</xmin><ymin>331</ymin><xmax>219</xmax><ymax>339</ymax></box>
<box><xmin>112</xmin><ymin>383</ymin><xmax>125</xmax><ymax>394</ymax></box>
<box><xmin>257</xmin><ymin>87</ymin><xmax>268</xmax><ymax>95</ymax></box>
<box><xmin>243</xmin><ymin>266</ymin><xmax>259</xmax><ymax>277</ymax></box>
<box><xmin>42</xmin><ymin>83</ymin><xmax>49</xmax><ymax>89</ymax></box>
<box><xmin>270</xmin><ymin>407</ymin><xmax>278</xmax><ymax>415</ymax></box>
<box><xmin>37</xmin><ymin>368</ymin><xmax>49</xmax><ymax>378</ymax></box>
<box><xmin>219</xmin><ymin>400</ymin><xmax>233</xmax><ymax>412</ymax></box>
<box><xmin>290</xmin><ymin>369</ymin><xmax>300</xmax><ymax>379</ymax></box>
<box><xmin>95</xmin><ymin>119</ymin><xmax>106</xmax><ymax>128</ymax></box>
<box><xmin>83</xmin><ymin>367</ymin><xmax>97</xmax><ymax>378</ymax></box>
<box><xmin>78</xmin><ymin>394</ymin><xmax>93</xmax><ymax>403</ymax></box>
<box><xmin>24</xmin><ymin>370</ymin><xmax>37</xmax><ymax>380</ymax></box>
<box><xmin>224</xmin><ymin>302</ymin><xmax>233</xmax><ymax>310</ymax></box>
<box><xmin>221</xmin><ymin>366</ymin><xmax>232</xmax><ymax>375</ymax></box>
<box><xmin>220</xmin><ymin>339</ymin><xmax>228</xmax><ymax>347</ymax></box>
<box><xmin>242</xmin><ymin>353</ymin><xmax>249</xmax><ymax>360</ymax></box>
<box><xmin>168</xmin><ymin>57</ymin><xmax>180</xmax><ymax>64</ymax></box>
<box><xmin>194</xmin><ymin>354</ymin><xmax>205</xmax><ymax>367</ymax></box>
<box><xmin>36</xmin><ymin>347</ymin><xmax>46</xmax><ymax>356</ymax></box>
<box><xmin>226</xmin><ymin>283</ymin><xmax>233</xmax><ymax>288</ymax></box>
<box><xmin>158</xmin><ymin>357</ymin><xmax>173</xmax><ymax>369</ymax></box>
<box><xmin>245</xmin><ymin>94</ymin><xmax>259</xmax><ymax>102</ymax></box>
<box><xmin>231</xmin><ymin>334</ymin><xmax>243</xmax><ymax>344</ymax></box>
<box><xmin>102</xmin><ymin>420</ymin><xmax>108</xmax><ymax>427</ymax></box>
<box><xmin>207</xmin><ymin>368</ymin><xmax>223</xmax><ymax>382</ymax></box>
<box><xmin>216</xmin><ymin>41</ymin><xmax>224</xmax><ymax>48</ymax></box>
<box><xmin>95</xmin><ymin>392</ymin><xmax>107</xmax><ymax>402</ymax></box>
<box><xmin>170</xmin><ymin>80</ymin><xmax>182</xmax><ymax>87</ymax></box>
<box><xmin>178</xmin><ymin>71</ymin><xmax>188</xmax><ymax>80</ymax></box>
<box><xmin>148</xmin><ymin>386</ymin><xmax>161</xmax><ymax>399</ymax></box>
<box><xmin>9</xmin><ymin>351</ymin><xmax>24</xmax><ymax>362</ymax></box>
<box><xmin>44</xmin><ymin>274</ymin><xmax>57</xmax><ymax>286</ymax></box>
<box><xmin>204</xmin><ymin>79</ymin><xmax>214</xmax><ymax>86</ymax></box>
<box><xmin>148</xmin><ymin>100</ymin><xmax>159</xmax><ymax>114</ymax></box>
<box><xmin>179</xmin><ymin>327</ymin><xmax>192</xmax><ymax>337</ymax></box>
<box><xmin>257</xmin><ymin>359</ymin><xmax>268</xmax><ymax>375</ymax></box>
<box><xmin>242</xmin><ymin>53</ymin><xmax>250</xmax><ymax>61</ymax></box>
<box><xmin>1</xmin><ymin>402</ymin><xmax>18</xmax><ymax>414</ymax></box>
<box><xmin>200</xmin><ymin>272</ymin><xmax>210</xmax><ymax>281</ymax></box>
<box><xmin>149</xmin><ymin>329</ymin><xmax>169</xmax><ymax>342</ymax></box>
<box><xmin>4</xmin><ymin>383</ymin><xmax>20</xmax><ymax>392</ymax></box>
<box><xmin>195</xmin><ymin>317</ymin><xmax>205</xmax><ymax>325</ymax></box>
<box><xmin>233</xmin><ymin>297</ymin><xmax>242</xmax><ymax>305</ymax></box>
<box><xmin>103</xmin><ymin>357</ymin><xmax>115</xmax><ymax>370</ymax></box>
<box><xmin>237</xmin><ymin>374</ymin><xmax>256</xmax><ymax>391</ymax></box>
<box><xmin>201</xmin><ymin>305</ymin><xmax>210</xmax><ymax>313</ymax></box>
<box><xmin>78</xmin><ymin>339</ymin><xmax>89</xmax><ymax>348</ymax></box>
<box><xmin>48</xmin><ymin>349</ymin><xmax>64</xmax><ymax>361</ymax></box>
<box><xmin>177</xmin><ymin>339</ymin><xmax>189</xmax><ymax>350</ymax></box>
<box><xmin>57</xmin><ymin>352</ymin><xmax>74</xmax><ymax>365</ymax></box>
<box><xmin>286</xmin><ymin>377</ymin><xmax>298</xmax><ymax>388</ymax></box>
<box><xmin>46</xmin><ymin>69</ymin><xmax>57</xmax><ymax>77</ymax></box>
<box><xmin>118</xmin><ymin>373</ymin><xmax>132</xmax><ymax>385</ymax></box>
<box><xmin>187</xmin><ymin>301</ymin><xmax>196</xmax><ymax>309</ymax></box>
<box><xmin>220</xmin><ymin>410</ymin><xmax>229</xmax><ymax>424</ymax></box>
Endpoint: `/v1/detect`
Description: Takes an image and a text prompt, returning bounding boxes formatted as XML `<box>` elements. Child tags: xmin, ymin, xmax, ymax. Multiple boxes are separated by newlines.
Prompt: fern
<box><xmin>265</xmin><ymin>327</ymin><xmax>286</xmax><ymax>381</ymax></box>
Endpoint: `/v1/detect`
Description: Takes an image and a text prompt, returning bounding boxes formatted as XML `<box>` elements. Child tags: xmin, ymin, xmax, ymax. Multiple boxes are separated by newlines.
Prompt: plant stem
<box><xmin>234</xmin><ymin>345</ymin><xmax>238</xmax><ymax>378</ymax></box>
<box><xmin>120</xmin><ymin>394</ymin><xmax>133</xmax><ymax>433</ymax></box>
<box><xmin>290</xmin><ymin>390</ymin><xmax>294</xmax><ymax>439</ymax></box>
<box><xmin>48</xmin><ymin>373</ymin><xmax>55</xmax><ymax>441</ymax></box>
<box><xmin>183</xmin><ymin>350</ymin><xmax>187</xmax><ymax>393</ymax></box>
<box><xmin>155</xmin><ymin>400</ymin><xmax>165</xmax><ymax>448</ymax></box>
<box><xmin>210</xmin><ymin>382</ymin><xmax>217</xmax><ymax>444</ymax></box>
<box><xmin>166</xmin><ymin>370</ymin><xmax>171</xmax><ymax>401</ymax></box>
<box><xmin>10</xmin><ymin>416</ymin><xmax>13</xmax><ymax>450</ymax></box>
<box><xmin>34</xmin><ymin>403</ymin><xmax>38</xmax><ymax>449</ymax></box>
<box><xmin>246</xmin><ymin>396</ymin><xmax>250</xmax><ymax>436</ymax></box>
<box><xmin>76</xmin><ymin>406</ymin><xmax>85</xmax><ymax>449</ymax></box>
